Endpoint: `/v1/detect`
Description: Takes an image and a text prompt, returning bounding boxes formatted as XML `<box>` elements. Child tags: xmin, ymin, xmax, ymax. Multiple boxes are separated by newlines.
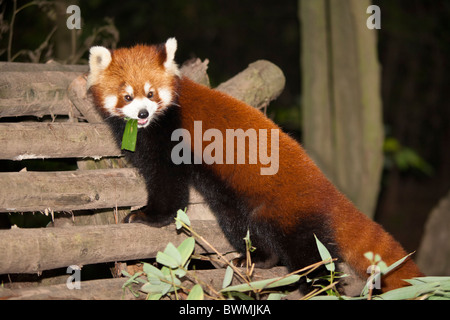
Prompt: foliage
<box><xmin>1</xmin><ymin>0</ymin><xmax>119</xmax><ymax>64</ymax></box>
<box><xmin>121</xmin><ymin>118</ymin><xmax>138</xmax><ymax>152</ymax></box>
<box><xmin>122</xmin><ymin>209</ymin><xmax>450</xmax><ymax>300</ymax></box>
<box><xmin>383</xmin><ymin>137</ymin><xmax>434</xmax><ymax>176</ymax></box>
<box><xmin>310</xmin><ymin>251</ymin><xmax>450</xmax><ymax>300</ymax></box>
<box><xmin>122</xmin><ymin>209</ymin><xmax>324</xmax><ymax>300</ymax></box>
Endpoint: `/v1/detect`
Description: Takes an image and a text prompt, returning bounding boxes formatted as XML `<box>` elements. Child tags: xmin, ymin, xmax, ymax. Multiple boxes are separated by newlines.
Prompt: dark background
<box><xmin>1</xmin><ymin>0</ymin><xmax>449</xmax><ymax>253</ymax></box>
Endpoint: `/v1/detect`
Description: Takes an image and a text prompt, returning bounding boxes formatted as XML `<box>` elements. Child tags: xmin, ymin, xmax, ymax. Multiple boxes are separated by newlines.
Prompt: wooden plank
<box><xmin>0</xmin><ymin>220</ymin><xmax>232</xmax><ymax>274</ymax></box>
<box><xmin>0</xmin><ymin>168</ymin><xmax>145</xmax><ymax>212</ymax></box>
<box><xmin>0</xmin><ymin>278</ymin><xmax>141</xmax><ymax>300</ymax></box>
<box><xmin>0</xmin><ymin>168</ymin><xmax>212</xmax><ymax>214</ymax></box>
<box><xmin>0</xmin><ymin>122</ymin><xmax>121</xmax><ymax>160</ymax></box>
<box><xmin>216</xmin><ymin>60</ymin><xmax>285</xmax><ymax>110</ymax></box>
<box><xmin>0</xmin><ymin>266</ymin><xmax>289</xmax><ymax>300</ymax></box>
<box><xmin>0</xmin><ymin>59</ymin><xmax>284</xmax><ymax>119</ymax></box>
<box><xmin>0</xmin><ymin>62</ymin><xmax>88</xmax><ymax>118</ymax></box>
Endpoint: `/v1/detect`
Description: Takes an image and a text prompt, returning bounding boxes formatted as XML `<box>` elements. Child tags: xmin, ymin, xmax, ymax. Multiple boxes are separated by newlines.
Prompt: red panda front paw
<box><xmin>123</xmin><ymin>210</ymin><xmax>173</xmax><ymax>228</ymax></box>
<box><xmin>231</xmin><ymin>256</ymin><xmax>247</xmax><ymax>268</ymax></box>
<box><xmin>231</xmin><ymin>254</ymin><xmax>279</xmax><ymax>269</ymax></box>
<box><xmin>123</xmin><ymin>211</ymin><xmax>148</xmax><ymax>224</ymax></box>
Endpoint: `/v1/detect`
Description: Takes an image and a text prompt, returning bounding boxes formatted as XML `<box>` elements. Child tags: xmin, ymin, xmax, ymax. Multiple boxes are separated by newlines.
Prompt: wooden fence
<box><xmin>0</xmin><ymin>58</ymin><xmax>287</xmax><ymax>299</ymax></box>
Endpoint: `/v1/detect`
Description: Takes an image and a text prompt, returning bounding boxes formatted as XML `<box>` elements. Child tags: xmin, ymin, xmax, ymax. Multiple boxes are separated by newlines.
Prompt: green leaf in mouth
<box><xmin>121</xmin><ymin>118</ymin><xmax>138</xmax><ymax>152</ymax></box>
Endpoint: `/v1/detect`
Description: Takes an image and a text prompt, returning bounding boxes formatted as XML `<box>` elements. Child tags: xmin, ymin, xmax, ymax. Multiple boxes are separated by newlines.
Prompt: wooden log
<box><xmin>0</xmin><ymin>220</ymin><xmax>232</xmax><ymax>274</ymax></box>
<box><xmin>67</xmin><ymin>74</ymin><xmax>104</xmax><ymax>123</ymax></box>
<box><xmin>0</xmin><ymin>168</ymin><xmax>145</xmax><ymax>212</ymax></box>
<box><xmin>0</xmin><ymin>58</ymin><xmax>210</xmax><ymax>121</ymax></box>
<box><xmin>0</xmin><ymin>167</ymin><xmax>211</xmax><ymax>214</ymax></box>
<box><xmin>0</xmin><ymin>62</ymin><xmax>88</xmax><ymax>118</ymax></box>
<box><xmin>180</xmin><ymin>58</ymin><xmax>210</xmax><ymax>87</ymax></box>
<box><xmin>0</xmin><ymin>122</ymin><xmax>121</xmax><ymax>160</ymax></box>
<box><xmin>0</xmin><ymin>266</ymin><xmax>289</xmax><ymax>300</ymax></box>
<box><xmin>1</xmin><ymin>59</ymin><xmax>283</xmax><ymax>119</ymax></box>
<box><xmin>1</xmin><ymin>60</ymin><xmax>284</xmax><ymax>161</ymax></box>
<box><xmin>0</xmin><ymin>278</ymin><xmax>141</xmax><ymax>300</ymax></box>
<box><xmin>216</xmin><ymin>60</ymin><xmax>285</xmax><ymax>110</ymax></box>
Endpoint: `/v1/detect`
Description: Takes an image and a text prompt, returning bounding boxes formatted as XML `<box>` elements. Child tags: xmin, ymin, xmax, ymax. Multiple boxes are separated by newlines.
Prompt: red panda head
<box><xmin>87</xmin><ymin>38</ymin><xmax>180</xmax><ymax>128</ymax></box>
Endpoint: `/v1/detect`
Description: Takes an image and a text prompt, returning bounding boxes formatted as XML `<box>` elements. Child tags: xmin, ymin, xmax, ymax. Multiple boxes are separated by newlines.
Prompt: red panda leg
<box><xmin>232</xmin><ymin>247</ymin><xmax>280</xmax><ymax>269</ymax></box>
<box><xmin>121</xmin><ymin>152</ymin><xmax>190</xmax><ymax>227</ymax></box>
<box><xmin>122</xmin><ymin>171</ymin><xmax>190</xmax><ymax>228</ymax></box>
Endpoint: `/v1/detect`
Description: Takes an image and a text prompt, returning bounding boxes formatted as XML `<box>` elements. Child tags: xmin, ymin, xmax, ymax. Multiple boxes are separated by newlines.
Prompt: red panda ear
<box><xmin>164</xmin><ymin>38</ymin><xmax>180</xmax><ymax>77</ymax></box>
<box><xmin>87</xmin><ymin>46</ymin><xmax>112</xmax><ymax>87</ymax></box>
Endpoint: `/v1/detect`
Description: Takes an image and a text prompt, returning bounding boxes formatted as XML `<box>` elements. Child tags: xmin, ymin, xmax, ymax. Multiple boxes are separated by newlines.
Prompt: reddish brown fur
<box><xmin>90</xmin><ymin>43</ymin><xmax>423</xmax><ymax>293</ymax></box>
<box><xmin>330</xmin><ymin>200</ymin><xmax>424</xmax><ymax>291</ymax></box>
<box><xmin>179</xmin><ymin>77</ymin><xmax>336</xmax><ymax>230</ymax></box>
<box><xmin>178</xmin><ymin>77</ymin><xmax>423</xmax><ymax>291</ymax></box>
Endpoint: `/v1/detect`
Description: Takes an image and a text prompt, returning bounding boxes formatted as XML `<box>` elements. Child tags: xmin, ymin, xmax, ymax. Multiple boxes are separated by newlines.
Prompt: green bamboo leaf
<box><xmin>143</xmin><ymin>263</ymin><xmax>165</xmax><ymax>280</ymax></box>
<box><xmin>187</xmin><ymin>284</ymin><xmax>204</xmax><ymax>300</ymax></box>
<box><xmin>141</xmin><ymin>281</ymin><xmax>172</xmax><ymax>295</ymax></box>
<box><xmin>243</xmin><ymin>230</ymin><xmax>255</xmax><ymax>252</ymax></box>
<box><xmin>178</xmin><ymin>237</ymin><xmax>195</xmax><ymax>267</ymax></box>
<box><xmin>314</xmin><ymin>234</ymin><xmax>335</xmax><ymax>272</ymax></box>
<box><xmin>405</xmin><ymin>276</ymin><xmax>450</xmax><ymax>285</ymax></box>
<box><xmin>267</xmin><ymin>293</ymin><xmax>286</xmax><ymax>300</ymax></box>
<box><xmin>309</xmin><ymin>295</ymin><xmax>342</xmax><ymax>300</ymax></box>
<box><xmin>375</xmin><ymin>282</ymin><xmax>439</xmax><ymax>300</ymax></box>
<box><xmin>361</xmin><ymin>252</ymin><xmax>416</xmax><ymax>296</ymax></box>
<box><xmin>156</xmin><ymin>251</ymin><xmax>179</xmax><ymax>269</ymax></box>
<box><xmin>364</xmin><ymin>251</ymin><xmax>374</xmax><ymax>261</ymax></box>
<box><xmin>121</xmin><ymin>271</ymin><xmax>143</xmax><ymax>288</ymax></box>
<box><xmin>374</xmin><ymin>254</ymin><xmax>382</xmax><ymax>263</ymax></box>
<box><xmin>226</xmin><ymin>291</ymin><xmax>255</xmax><ymax>300</ymax></box>
<box><xmin>162</xmin><ymin>242</ymin><xmax>182</xmax><ymax>266</ymax></box>
<box><xmin>147</xmin><ymin>293</ymin><xmax>163</xmax><ymax>300</ymax></box>
<box><xmin>121</xmin><ymin>118</ymin><xmax>138</xmax><ymax>152</ymax></box>
<box><xmin>173</xmin><ymin>267</ymin><xmax>187</xmax><ymax>278</ymax></box>
<box><xmin>221</xmin><ymin>275</ymin><xmax>300</xmax><ymax>293</ymax></box>
<box><xmin>382</xmin><ymin>252</ymin><xmax>414</xmax><ymax>276</ymax></box>
<box><xmin>175</xmin><ymin>208</ymin><xmax>190</xmax><ymax>229</ymax></box>
<box><xmin>166</xmin><ymin>274</ymin><xmax>182</xmax><ymax>287</ymax></box>
<box><xmin>222</xmin><ymin>265</ymin><xmax>234</xmax><ymax>289</ymax></box>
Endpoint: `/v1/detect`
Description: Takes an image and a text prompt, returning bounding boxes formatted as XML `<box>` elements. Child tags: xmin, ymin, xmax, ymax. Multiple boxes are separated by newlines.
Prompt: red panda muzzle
<box><xmin>138</xmin><ymin>109</ymin><xmax>150</xmax><ymax>119</ymax></box>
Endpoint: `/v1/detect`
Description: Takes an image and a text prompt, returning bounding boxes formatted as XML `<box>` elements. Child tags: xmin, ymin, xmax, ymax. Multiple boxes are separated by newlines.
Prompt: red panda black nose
<box><xmin>138</xmin><ymin>109</ymin><xmax>149</xmax><ymax>119</ymax></box>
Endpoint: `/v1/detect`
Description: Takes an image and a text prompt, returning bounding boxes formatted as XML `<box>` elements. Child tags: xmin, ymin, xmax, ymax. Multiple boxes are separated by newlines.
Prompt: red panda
<box><xmin>88</xmin><ymin>38</ymin><xmax>423</xmax><ymax>294</ymax></box>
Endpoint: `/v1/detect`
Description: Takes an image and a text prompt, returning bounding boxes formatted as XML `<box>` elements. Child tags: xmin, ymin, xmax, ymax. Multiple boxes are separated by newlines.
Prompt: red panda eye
<box><xmin>124</xmin><ymin>95</ymin><xmax>133</xmax><ymax>102</ymax></box>
<box><xmin>147</xmin><ymin>91</ymin><xmax>154</xmax><ymax>99</ymax></box>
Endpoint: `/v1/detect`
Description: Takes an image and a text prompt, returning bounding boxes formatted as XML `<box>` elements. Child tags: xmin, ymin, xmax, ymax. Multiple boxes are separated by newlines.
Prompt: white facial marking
<box><xmin>121</xmin><ymin>97</ymin><xmax>158</xmax><ymax>128</ymax></box>
<box><xmin>125</xmin><ymin>85</ymin><xmax>134</xmax><ymax>96</ymax></box>
<box><xmin>158</xmin><ymin>88</ymin><xmax>172</xmax><ymax>107</ymax></box>
<box><xmin>144</xmin><ymin>82</ymin><xmax>151</xmax><ymax>94</ymax></box>
<box><xmin>103</xmin><ymin>95</ymin><xmax>118</xmax><ymax>114</ymax></box>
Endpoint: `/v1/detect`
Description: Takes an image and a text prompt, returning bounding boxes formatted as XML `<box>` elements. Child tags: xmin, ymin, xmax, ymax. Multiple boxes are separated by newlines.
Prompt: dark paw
<box><xmin>231</xmin><ymin>254</ymin><xmax>279</xmax><ymax>269</ymax></box>
<box><xmin>231</xmin><ymin>256</ymin><xmax>248</xmax><ymax>268</ymax></box>
<box><xmin>123</xmin><ymin>211</ymin><xmax>148</xmax><ymax>224</ymax></box>
<box><xmin>123</xmin><ymin>210</ymin><xmax>172</xmax><ymax>227</ymax></box>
